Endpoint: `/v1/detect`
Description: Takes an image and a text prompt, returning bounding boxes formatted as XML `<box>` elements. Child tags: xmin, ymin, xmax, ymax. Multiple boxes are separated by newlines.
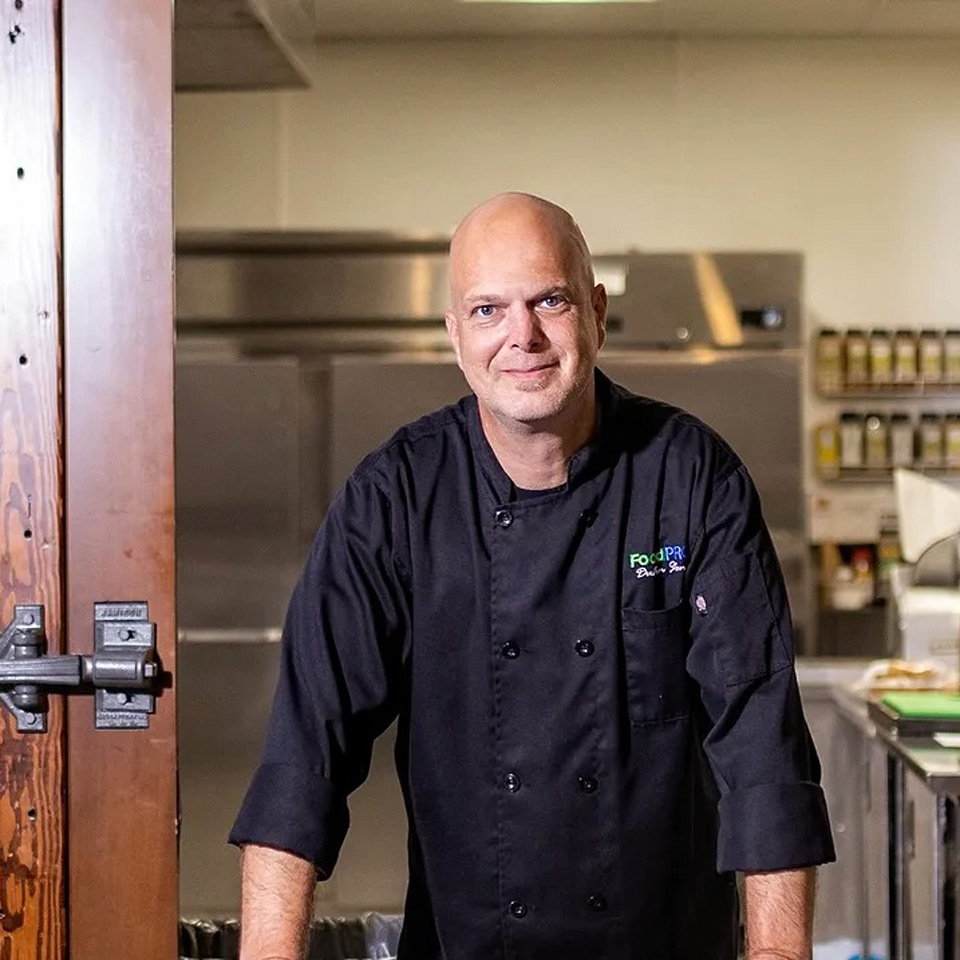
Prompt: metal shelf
<box><xmin>817</xmin><ymin>468</ymin><xmax>960</xmax><ymax>483</ymax></box>
<box><xmin>818</xmin><ymin>385</ymin><xmax>960</xmax><ymax>400</ymax></box>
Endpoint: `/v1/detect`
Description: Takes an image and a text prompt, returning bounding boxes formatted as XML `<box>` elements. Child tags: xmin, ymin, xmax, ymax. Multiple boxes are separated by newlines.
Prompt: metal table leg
<box><xmin>890</xmin><ymin>754</ymin><xmax>908</xmax><ymax>960</ymax></box>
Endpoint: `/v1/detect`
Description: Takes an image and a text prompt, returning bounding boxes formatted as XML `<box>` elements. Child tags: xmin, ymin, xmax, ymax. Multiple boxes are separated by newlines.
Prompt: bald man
<box><xmin>231</xmin><ymin>194</ymin><xmax>834</xmax><ymax>960</ymax></box>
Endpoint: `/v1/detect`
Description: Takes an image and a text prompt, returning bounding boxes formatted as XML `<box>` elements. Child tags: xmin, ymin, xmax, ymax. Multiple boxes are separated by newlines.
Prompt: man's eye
<box><xmin>473</xmin><ymin>305</ymin><xmax>497</xmax><ymax>319</ymax></box>
<box><xmin>540</xmin><ymin>296</ymin><xmax>565</xmax><ymax>309</ymax></box>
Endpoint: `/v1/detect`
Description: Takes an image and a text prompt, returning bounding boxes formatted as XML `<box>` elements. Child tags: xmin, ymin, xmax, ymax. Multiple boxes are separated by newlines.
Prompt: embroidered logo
<box><xmin>627</xmin><ymin>544</ymin><xmax>687</xmax><ymax>579</ymax></box>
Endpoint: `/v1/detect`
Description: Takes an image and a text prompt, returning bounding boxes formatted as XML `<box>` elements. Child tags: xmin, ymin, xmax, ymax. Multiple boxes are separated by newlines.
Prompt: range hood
<box><xmin>175</xmin><ymin>0</ymin><xmax>311</xmax><ymax>92</ymax></box>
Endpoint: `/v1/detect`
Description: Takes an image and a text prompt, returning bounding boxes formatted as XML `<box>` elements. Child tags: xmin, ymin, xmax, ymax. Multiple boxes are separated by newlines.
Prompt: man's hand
<box><xmin>742</xmin><ymin>867</ymin><xmax>816</xmax><ymax>960</ymax></box>
<box><xmin>239</xmin><ymin>844</ymin><xmax>317</xmax><ymax>960</ymax></box>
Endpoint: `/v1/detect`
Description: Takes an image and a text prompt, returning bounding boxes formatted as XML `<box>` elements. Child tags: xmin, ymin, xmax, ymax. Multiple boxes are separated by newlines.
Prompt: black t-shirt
<box><xmin>230</xmin><ymin>370</ymin><xmax>835</xmax><ymax>960</ymax></box>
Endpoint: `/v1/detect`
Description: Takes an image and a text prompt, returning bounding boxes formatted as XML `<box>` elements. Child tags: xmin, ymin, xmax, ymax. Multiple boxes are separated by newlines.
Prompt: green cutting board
<box><xmin>882</xmin><ymin>692</ymin><xmax>960</xmax><ymax>719</ymax></box>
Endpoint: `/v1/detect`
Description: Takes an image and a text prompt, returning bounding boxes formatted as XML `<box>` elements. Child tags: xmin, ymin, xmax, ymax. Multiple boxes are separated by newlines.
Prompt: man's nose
<box><xmin>506</xmin><ymin>304</ymin><xmax>543</xmax><ymax>350</ymax></box>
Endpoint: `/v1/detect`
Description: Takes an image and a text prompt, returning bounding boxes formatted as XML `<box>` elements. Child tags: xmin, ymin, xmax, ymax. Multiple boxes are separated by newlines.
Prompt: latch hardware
<box><xmin>0</xmin><ymin>603</ymin><xmax>159</xmax><ymax>732</ymax></box>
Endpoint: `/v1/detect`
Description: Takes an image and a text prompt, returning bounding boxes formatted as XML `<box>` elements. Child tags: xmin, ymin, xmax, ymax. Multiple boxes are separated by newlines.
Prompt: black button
<box><xmin>579</xmin><ymin>509</ymin><xmax>597</xmax><ymax>527</ymax></box>
<box><xmin>578</xmin><ymin>776</ymin><xmax>598</xmax><ymax>794</ymax></box>
<box><xmin>501</xmin><ymin>641</ymin><xmax>520</xmax><ymax>659</ymax></box>
<box><xmin>587</xmin><ymin>894</ymin><xmax>607</xmax><ymax>912</ymax></box>
<box><xmin>495</xmin><ymin>508</ymin><xmax>514</xmax><ymax>528</ymax></box>
<box><xmin>575</xmin><ymin>639</ymin><xmax>595</xmax><ymax>658</ymax></box>
<box><xmin>509</xmin><ymin>899</ymin><xmax>528</xmax><ymax>918</ymax></box>
<box><xmin>505</xmin><ymin>773</ymin><xmax>522</xmax><ymax>792</ymax></box>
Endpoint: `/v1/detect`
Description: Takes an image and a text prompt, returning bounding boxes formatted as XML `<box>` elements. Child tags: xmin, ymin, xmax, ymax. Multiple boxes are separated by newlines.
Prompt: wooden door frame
<box><xmin>0</xmin><ymin>1</ymin><xmax>66</xmax><ymax>957</ymax></box>
<box><xmin>63</xmin><ymin>0</ymin><xmax>177</xmax><ymax>957</ymax></box>
<box><xmin>1</xmin><ymin>2</ymin><xmax>177</xmax><ymax>958</ymax></box>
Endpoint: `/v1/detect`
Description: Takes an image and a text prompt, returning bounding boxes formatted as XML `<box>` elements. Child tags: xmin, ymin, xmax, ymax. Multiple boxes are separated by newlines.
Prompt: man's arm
<box><xmin>239</xmin><ymin>844</ymin><xmax>316</xmax><ymax>960</ymax></box>
<box><xmin>742</xmin><ymin>867</ymin><xmax>816</xmax><ymax>960</ymax></box>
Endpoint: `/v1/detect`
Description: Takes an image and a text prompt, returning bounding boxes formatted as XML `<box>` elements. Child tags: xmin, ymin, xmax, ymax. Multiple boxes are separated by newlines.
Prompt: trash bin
<box><xmin>179</xmin><ymin>913</ymin><xmax>403</xmax><ymax>960</ymax></box>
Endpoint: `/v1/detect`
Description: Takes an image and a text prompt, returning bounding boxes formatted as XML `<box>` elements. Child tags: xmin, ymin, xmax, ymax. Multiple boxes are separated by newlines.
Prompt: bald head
<box><xmin>449</xmin><ymin>193</ymin><xmax>594</xmax><ymax>298</ymax></box>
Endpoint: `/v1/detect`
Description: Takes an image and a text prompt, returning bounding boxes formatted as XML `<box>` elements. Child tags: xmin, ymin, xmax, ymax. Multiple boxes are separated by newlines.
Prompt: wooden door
<box><xmin>1</xmin><ymin>1</ymin><xmax>177</xmax><ymax>958</ymax></box>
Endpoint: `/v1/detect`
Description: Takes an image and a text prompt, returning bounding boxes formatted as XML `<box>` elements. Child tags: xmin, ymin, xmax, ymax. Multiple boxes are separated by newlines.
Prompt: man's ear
<box><xmin>592</xmin><ymin>284</ymin><xmax>609</xmax><ymax>351</ymax></box>
<box><xmin>444</xmin><ymin>312</ymin><xmax>464</xmax><ymax>370</ymax></box>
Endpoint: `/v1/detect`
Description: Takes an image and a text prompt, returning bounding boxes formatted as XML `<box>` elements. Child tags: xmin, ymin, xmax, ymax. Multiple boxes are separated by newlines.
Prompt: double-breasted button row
<box><xmin>507</xmin><ymin>896</ymin><xmax>606</xmax><ymax>918</ymax></box>
<box><xmin>501</xmin><ymin>640</ymin><xmax>593</xmax><ymax>659</ymax></box>
<box><xmin>495</xmin><ymin>508</ymin><xmax>514</xmax><ymax>528</ymax></box>
<box><xmin>504</xmin><ymin>772</ymin><xmax>522</xmax><ymax>792</ymax></box>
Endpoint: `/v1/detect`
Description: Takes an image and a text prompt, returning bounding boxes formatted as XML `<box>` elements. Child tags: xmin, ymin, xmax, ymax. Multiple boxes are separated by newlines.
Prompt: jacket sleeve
<box><xmin>228</xmin><ymin>472</ymin><xmax>409</xmax><ymax>877</ymax></box>
<box><xmin>685</xmin><ymin>462</ymin><xmax>835</xmax><ymax>873</ymax></box>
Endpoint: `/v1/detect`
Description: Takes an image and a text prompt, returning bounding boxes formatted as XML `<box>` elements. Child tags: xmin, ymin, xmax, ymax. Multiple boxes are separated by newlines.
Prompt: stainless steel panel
<box><xmin>329</xmin><ymin>356</ymin><xmax>468</xmax><ymax>492</ymax></box>
<box><xmin>177</xmin><ymin>251</ymin><xmax>451</xmax><ymax>324</ymax></box>
<box><xmin>176</xmin><ymin>237</ymin><xmax>802</xmax><ymax>351</ymax></box>
<box><xmin>175</xmin><ymin>358</ymin><xmax>306</xmax><ymax>630</ymax></box>
<box><xmin>611</xmin><ymin>253</ymin><xmax>802</xmax><ymax>349</ymax></box>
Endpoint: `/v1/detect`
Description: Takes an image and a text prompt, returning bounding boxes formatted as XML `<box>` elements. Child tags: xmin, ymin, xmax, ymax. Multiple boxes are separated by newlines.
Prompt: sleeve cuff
<box><xmin>717</xmin><ymin>781</ymin><xmax>836</xmax><ymax>872</ymax></box>
<box><xmin>228</xmin><ymin>763</ymin><xmax>349</xmax><ymax>879</ymax></box>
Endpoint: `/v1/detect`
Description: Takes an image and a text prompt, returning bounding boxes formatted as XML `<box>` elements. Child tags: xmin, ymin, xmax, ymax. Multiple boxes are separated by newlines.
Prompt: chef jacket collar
<box><xmin>467</xmin><ymin>368</ymin><xmax>620</xmax><ymax>504</ymax></box>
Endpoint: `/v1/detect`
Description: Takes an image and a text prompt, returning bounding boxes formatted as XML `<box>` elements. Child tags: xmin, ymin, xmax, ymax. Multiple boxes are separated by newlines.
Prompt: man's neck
<box><xmin>478</xmin><ymin>389</ymin><xmax>598</xmax><ymax>491</ymax></box>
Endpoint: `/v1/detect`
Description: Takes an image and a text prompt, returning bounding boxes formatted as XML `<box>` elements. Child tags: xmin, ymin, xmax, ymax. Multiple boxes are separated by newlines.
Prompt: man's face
<box><xmin>445</xmin><ymin>209</ymin><xmax>607</xmax><ymax>430</ymax></box>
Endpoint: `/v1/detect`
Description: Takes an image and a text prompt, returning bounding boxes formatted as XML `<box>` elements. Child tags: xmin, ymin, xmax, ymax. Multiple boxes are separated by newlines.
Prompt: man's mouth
<box><xmin>502</xmin><ymin>362</ymin><xmax>558</xmax><ymax>378</ymax></box>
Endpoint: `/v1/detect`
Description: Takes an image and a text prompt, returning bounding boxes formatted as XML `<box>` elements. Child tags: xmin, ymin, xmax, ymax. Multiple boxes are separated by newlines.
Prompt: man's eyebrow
<box><xmin>462</xmin><ymin>293</ymin><xmax>505</xmax><ymax>307</ymax></box>
<box><xmin>531</xmin><ymin>284</ymin><xmax>576</xmax><ymax>301</ymax></box>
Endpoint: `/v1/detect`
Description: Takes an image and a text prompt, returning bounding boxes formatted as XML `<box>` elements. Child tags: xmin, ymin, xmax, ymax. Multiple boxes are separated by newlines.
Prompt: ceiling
<box><xmin>304</xmin><ymin>0</ymin><xmax>960</xmax><ymax>41</ymax></box>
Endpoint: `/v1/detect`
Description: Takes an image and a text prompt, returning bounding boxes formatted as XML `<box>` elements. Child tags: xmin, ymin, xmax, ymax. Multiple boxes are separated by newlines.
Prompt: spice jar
<box><xmin>920</xmin><ymin>413</ymin><xmax>945</xmax><ymax>468</ymax></box>
<box><xmin>869</xmin><ymin>329</ymin><xmax>893</xmax><ymax>386</ymax></box>
<box><xmin>946</xmin><ymin>331</ymin><xmax>960</xmax><ymax>385</ymax></box>
<box><xmin>815</xmin><ymin>423</ymin><xmax>841</xmax><ymax>479</ymax></box>
<box><xmin>864</xmin><ymin>414</ymin><xmax>888</xmax><ymax>470</ymax></box>
<box><xmin>890</xmin><ymin>414</ymin><xmax>915</xmax><ymax>469</ymax></box>
<box><xmin>919</xmin><ymin>330</ymin><xmax>943</xmax><ymax>384</ymax></box>
<box><xmin>893</xmin><ymin>330</ymin><xmax>918</xmax><ymax>385</ymax></box>
<box><xmin>947</xmin><ymin>414</ymin><xmax>960</xmax><ymax>470</ymax></box>
<box><xmin>839</xmin><ymin>413</ymin><xmax>865</xmax><ymax>470</ymax></box>
<box><xmin>815</xmin><ymin>329</ymin><xmax>843</xmax><ymax>395</ymax></box>
<box><xmin>844</xmin><ymin>331</ymin><xmax>869</xmax><ymax>388</ymax></box>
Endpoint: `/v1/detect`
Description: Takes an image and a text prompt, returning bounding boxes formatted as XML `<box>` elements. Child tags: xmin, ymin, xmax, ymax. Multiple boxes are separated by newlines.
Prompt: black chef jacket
<box><xmin>230</xmin><ymin>370</ymin><xmax>835</xmax><ymax>960</ymax></box>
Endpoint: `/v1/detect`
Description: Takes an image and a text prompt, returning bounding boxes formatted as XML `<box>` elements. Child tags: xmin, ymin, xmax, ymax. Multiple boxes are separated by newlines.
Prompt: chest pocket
<box><xmin>621</xmin><ymin>603</ymin><xmax>691</xmax><ymax>725</ymax></box>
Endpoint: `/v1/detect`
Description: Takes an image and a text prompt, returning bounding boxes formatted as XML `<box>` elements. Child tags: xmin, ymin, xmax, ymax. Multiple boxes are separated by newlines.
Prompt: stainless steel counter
<box><xmin>833</xmin><ymin>684</ymin><xmax>960</xmax><ymax>796</ymax></box>
<box><xmin>832</xmin><ymin>683</ymin><xmax>960</xmax><ymax>960</ymax></box>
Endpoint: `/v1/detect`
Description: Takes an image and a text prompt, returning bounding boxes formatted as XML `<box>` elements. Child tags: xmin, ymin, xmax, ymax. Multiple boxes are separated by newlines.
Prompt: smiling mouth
<box><xmin>503</xmin><ymin>362</ymin><xmax>558</xmax><ymax>377</ymax></box>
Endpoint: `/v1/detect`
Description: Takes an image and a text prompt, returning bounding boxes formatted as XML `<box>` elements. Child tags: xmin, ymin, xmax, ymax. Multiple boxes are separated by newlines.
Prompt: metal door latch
<box><xmin>0</xmin><ymin>602</ymin><xmax>159</xmax><ymax>732</ymax></box>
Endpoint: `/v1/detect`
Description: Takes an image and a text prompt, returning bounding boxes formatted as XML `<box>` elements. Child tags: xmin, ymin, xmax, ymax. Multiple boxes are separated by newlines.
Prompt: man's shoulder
<box><xmin>607</xmin><ymin>380</ymin><xmax>742</xmax><ymax>482</ymax></box>
<box><xmin>351</xmin><ymin>396</ymin><xmax>473</xmax><ymax>489</ymax></box>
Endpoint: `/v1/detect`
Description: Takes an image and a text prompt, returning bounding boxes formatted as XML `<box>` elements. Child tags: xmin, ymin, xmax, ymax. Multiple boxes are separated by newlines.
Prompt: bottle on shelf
<box><xmin>864</xmin><ymin>413</ymin><xmax>888</xmax><ymax>470</ymax></box>
<box><xmin>946</xmin><ymin>414</ymin><xmax>960</xmax><ymax>470</ymax></box>
<box><xmin>919</xmin><ymin>329</ymin><xmax>944</xmax><ymax>385</ymax></box>
<box><xmin>815</xmin><ymin>329</ymin><xmax>843</xmax><ymax>394</ymax></box>
<box><xmin>815</xmin><ymin>422</ymin><xmax>841</xmax><ymax>479</ymax></box>
<box><xmin>893</xmin><ymin>329</ymin><xmax>918</xmax><ymax>385</ymax></box>
<box><xmin>945</xmin><ymin>331</ymin><xmax>960</xmax><ymax>385</ymax></box>
<box><xmin>845</xmin><ymin>330</ymin><xmax>869</xmax><ymax>389</ymax></box>
<box><xmin>839</xmin><ymin>412</ymin><xmax>865</xmax><ymax>470</ymax></box>
<box><xmin>889</xmin><ymin>413</ymin><xmax>915</xmax><ymax>469</ymax></box>
<box><xmin>919</xmin><ymin>413</ymin><xmax>945</xmax><ymax>468</ymax></box>
<box><xmin>869</xmin><ymin>329</ymin><xmax>894</xmax><ymax>387</ymax></box>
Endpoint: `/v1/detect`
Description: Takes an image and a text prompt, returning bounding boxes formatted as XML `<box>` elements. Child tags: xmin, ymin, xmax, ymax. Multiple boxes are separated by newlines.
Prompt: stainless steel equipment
<box><xmin>175</xmin><ymin>233</ymin><xmax>807</xmax><ymax>917</ymax></box>
<box><xmin>176</xmin><ymin>234</ymin><xmax>805</xmax><ymax>635</ymax></box>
